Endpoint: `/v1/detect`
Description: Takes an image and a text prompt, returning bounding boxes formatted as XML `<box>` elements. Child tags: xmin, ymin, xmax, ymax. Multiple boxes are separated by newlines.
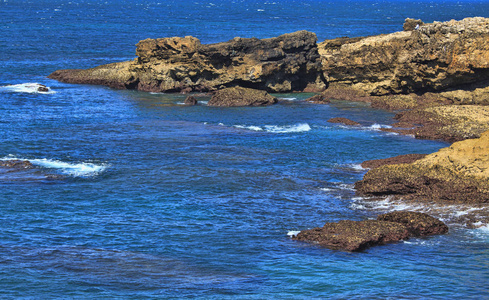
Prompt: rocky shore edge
<box><xmin>47</xmin><ymin>17</ymin><xmax>489</xmax><ymax>250</ymax></box>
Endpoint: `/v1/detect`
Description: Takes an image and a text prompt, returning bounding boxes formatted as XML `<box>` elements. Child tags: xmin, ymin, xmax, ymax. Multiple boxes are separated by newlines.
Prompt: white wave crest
<box><xmin>234</xmin><ymin>125</ymin><xmax>264</xmax><ymax>131</ymax></box>
<box><xmin>278</xmin><ymin>97</ymin><xmax>297</xmax><ymax>101</ymax></box>
<box><xmin>287</xmin><ymin>230</ymin><xmax>301</xmax><ymax>237</ymax></box>
<box><xmin>264</xmin><ymin>123</ymin><xmax>311</xmax><ymax>133</ymax></box>
<box><xmin>1</xmin><ymin>156</ymin><xmax>107</xmax><ymax>177</ymax></box>
<box><xmin>367</xmin><ymin>123</ymin><xmax>392</xmax><ymax>131</ymax></box>
<box><xmin>232</xmin><ymin>123</ymin><xmax>311</xmax><ymax>133</ymax></box>
<box><xmin>30</xmin><ymin>159</ymin><xmax>107</xmax><ymax>177</ymax></box>
<box><xmin>0</xmin><ymin>83</ymin><xmax>56</xmax><ymax>94</ymax></box>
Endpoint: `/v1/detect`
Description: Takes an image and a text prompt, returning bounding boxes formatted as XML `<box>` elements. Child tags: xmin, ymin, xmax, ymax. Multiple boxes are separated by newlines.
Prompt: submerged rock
<box><xmin>0</xmin><ymin>160</ymin><xmax>34</xmax><ymax>169</ymax></box>
<box><xmin>184</xmin><ymin>95</ymin><xmax>198</xmax><ymax>106</ymax></box>
<box><xmin>327</xmin><ymin>117</ymin><xmax>360</xmax><ymax>126</ymax></box>
<box><xmin>49</xmin><ymin>31</ymin><xmax>326</xmax><ymax>93</ymax></box>
<box><xmin>356</xmin><ymin>130</ymin><xmax>489</xmax><ymax>204</ymax></box>
<box><xmin>207</xmin><ymin>87</ymin><xmax>277</xmax><ymax>107</ymax></box>
<box><xmin>293</xmin><ymin>211</ymin><xmax>447</xmax><ymax>252</ymax></box>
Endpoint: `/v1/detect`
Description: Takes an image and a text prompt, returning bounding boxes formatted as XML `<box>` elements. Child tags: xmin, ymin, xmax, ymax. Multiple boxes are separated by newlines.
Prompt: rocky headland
<box><xmin>49</xmin><ymin>31</ymin><xmax>326</xmax><ymax>95</ymax></box>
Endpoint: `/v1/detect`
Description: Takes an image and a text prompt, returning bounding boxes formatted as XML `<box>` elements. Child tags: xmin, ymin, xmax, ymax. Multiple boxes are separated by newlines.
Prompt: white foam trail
<box><xmin>1</xmin><ymin>156</ymin><xmax>107</xmax><ymax>177</ymax></box>
<box><xmin>231</xmin><ymin>123</ymin><xmax>311</xmax><ymax>133</ymax></box>
<box><xmin>345</xmin><ymin>163</ymin><xmax>365</xmax><ymax>171</ymax></box>
<box><xmin>264</xmin><ymin>123</ymin><xmax>311</xmax><ymax>133</ymax></box>
<box><xmin>279</xmin><ymin>97</ymin><xmax>297</xmax><ymax>101</ymax></box>
<box><xmin>0</xmin><ymin>83</ymin><xmax>56</xmax><ymax>94</ymax></box>
<box><xmin>234</xmin><ymin>125</ymin><xmax>264</xmax><ymax>131</ymax></box>
<box><xmin>367</xmin><ymin>123</ymin><xmax>392</xmax><ymax>130</ymax></box>
<box><xmin>30</xmin><ymin>159</ymin><xmax>107</xmax><ymax>177</ymax></box>
<box><xmin>287</xmin><ymin>231</ymin><xmax>300</xmax><ymax>237</ymax></box>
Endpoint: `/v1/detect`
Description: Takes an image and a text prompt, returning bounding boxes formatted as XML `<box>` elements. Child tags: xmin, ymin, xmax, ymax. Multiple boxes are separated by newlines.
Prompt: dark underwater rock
<box><xmin>327</xmin><ymin>117</ymin><xmax>360</xmax><ymax>126</ymax></box>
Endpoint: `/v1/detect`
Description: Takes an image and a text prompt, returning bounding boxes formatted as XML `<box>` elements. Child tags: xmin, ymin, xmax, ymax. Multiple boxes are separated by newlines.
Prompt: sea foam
<box><xmin>0</xmin><ymin>83</ymin><xmax>56</xmax><ymax>94</ymax></box>
<box><xmin>1</xmin><ymin>156</ymin><xmax>107</xmax><ymax>177</ymax></box>
<box><xmin>233</xmin><ymin>123</ymin><xmax>311</xmax><ymax>133</ymax></box>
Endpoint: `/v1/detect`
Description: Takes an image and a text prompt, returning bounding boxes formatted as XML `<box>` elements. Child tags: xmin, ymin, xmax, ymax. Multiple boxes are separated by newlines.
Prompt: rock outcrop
<box><xmin>49</xmin><ymin>31</ymin><xmax>327</xmax><ymax>93</ymax></box>
<box><xmin>184</xmin><ymin>95</ymin><xmax>198</xmax><ymax>106</ymax></box>
<box><xmin>0</xmin><ymin>160</ymin><xmax>34</xmax><ymax>169</ymax></box>
<box><xmin>355</xmin><ymin>130</ymin><xmax>489</xmax><ymax>204</ymax></box>
<box><xmin>319</xmin><ymin>17</ymin><xmax>489</xmax><ymax>97</ymax></box>
<box><xmin>387</xmin><ymin>105</ymin><xmax>489</xmax><ymax>142</ymax></box>
<box><xmin>293</xmin><ymin>211</ymin><xmax>448</xmax><ymax>252</ymax></box>
<box><xmin>208</xmin><ymin>87</ymin><xmax>277</xmax><ymax>107</ymax></box>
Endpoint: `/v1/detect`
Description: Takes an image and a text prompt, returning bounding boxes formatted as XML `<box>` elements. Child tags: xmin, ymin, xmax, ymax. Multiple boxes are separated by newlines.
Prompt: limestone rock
<box><xmin>355</xmin><ymin>130</ymin><xmax>489</xmax><ymax>203</ymax></box>
<box><xmin>208</xmin><ymin>87</ymin><xmax>277</xmax><ymax>107</ymax></box>
<box><xmin>319</xmin><ymin>17</ymin><xmax>489</xmax><ymax>97</ymax></box>
<box><xmin>49</xmin><ymin>31</ymin><xmax>327</xmax><ymax>93</ymax></box>
<box><xmin>390</xmin><ymin>105</ymin><xmax>489</xmax><ymax>142</ymax></box>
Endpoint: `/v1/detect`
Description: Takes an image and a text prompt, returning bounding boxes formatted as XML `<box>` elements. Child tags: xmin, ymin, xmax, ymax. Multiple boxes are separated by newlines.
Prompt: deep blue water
<box><xmin>1</xmin><ymin>0</ymin><xmax>489</xmax><ymax>298</ymax></box>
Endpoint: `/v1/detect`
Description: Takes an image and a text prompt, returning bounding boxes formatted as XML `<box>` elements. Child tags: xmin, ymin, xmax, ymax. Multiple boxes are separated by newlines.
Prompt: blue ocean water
<box><xmin>1</xmin><ymin>0</ymin><xmax>489</xmax><ymax>298</ymax></box>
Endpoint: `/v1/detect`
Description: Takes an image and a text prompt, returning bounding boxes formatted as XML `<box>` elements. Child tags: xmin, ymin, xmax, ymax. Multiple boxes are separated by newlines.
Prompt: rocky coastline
<box><xmin>48</xmin><ymin>17</ymin><xmax>489</xmax><ymax>250</ymax></box>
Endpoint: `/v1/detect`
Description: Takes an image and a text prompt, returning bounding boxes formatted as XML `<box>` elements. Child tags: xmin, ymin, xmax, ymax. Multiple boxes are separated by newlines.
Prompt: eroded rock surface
<box><xmin>208</xmin><ymin>87</ymin><xmax>278</xmax><ymax>107</ymax></box>
<box><xmin>293</xmin><ymin>211</ymin><xmax>447</xmax><ymax>252</ymax></box>
<box><xmin>49</xmin><ymin>31</ymin><xmax>326</xmax><ymax>93</ymax></box>
<box><xmin>356</xmin><ymin>130</ymin><xmax>489</xmax><ymax>204</ymax></box>
<box><xmin>320</xmin><ymin>17</ymin><xmax>489</xmax><ymax>97</ymax></box>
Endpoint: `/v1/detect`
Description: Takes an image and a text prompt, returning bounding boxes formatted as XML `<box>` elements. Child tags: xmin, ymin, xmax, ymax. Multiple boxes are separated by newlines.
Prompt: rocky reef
<box><xmin>49</xmin><ymin>31</ymin><xmax>326</xmax><ymax>93</ymax></box>
<box><xmin>356</xmin><ymin>130</ymin><xmax>489</xmax><ymax>204</ymax></box>
<box><xmin>293</xmin><ymin>211</ymin><xmax>448</xmax><ymax>252</ymax></box>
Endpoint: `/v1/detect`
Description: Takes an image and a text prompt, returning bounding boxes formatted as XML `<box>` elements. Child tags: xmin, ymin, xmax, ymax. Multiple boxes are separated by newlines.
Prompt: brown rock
<box><xmin>306</xmin><ymin>94</ymin><xmax>330</xmax><ymax>104</ymax></box>
<box><xmin>361</xmin><ymin>154</ymin><xmax>427</xmax><ymax>169</ymax></box>
<box><xmin>0</xmin><ymin>160</ymin><xmax>34</xmax><ymax>169</ymax></box>
<box><xmin>355</xmin><ymin>130</ymin><xmax>489</xmax><ymax>204</ymax></box>
<box><xmin>293</xmin><ymin>211</ymin><xmax>448</xmax><ymax>252</ymax></box>
<box><xmin>208</xmin><ymin>87</ymin><xmax>277</xmax><ymax>107</ymax></box>
<box><xmin>327</xmin><ymin>117</ymin><xmax>360</xmax><ymax>126</ymax></box>
<box><xmin>293</xmin><ymin>219</ymin><xmax>410</xmax><ymax>252</ymax></box>
<box><xmin>49</xmin><ymin>31</ymin><xmax>327</xmax><ymax>93</ymax></box>
<box><xmin>377</xmin><ymin>211</ymin><xmax>448</xmax><ymax>236</ymax></box>
<box><xmin>319</xmin><ymin>17</ymin><xmax>489</xmax><ymax>97</ymax></box>
<box><xmin>403</xmin><ymin>18</ymin><xmax>424</xmax><ymax>31</ymax></box>
<box><xmin>390</xmin><ymin>105</ymin><xmax>489</xmax><ymax>142</ymax></box>
<box><xmin>184</xmin><ymin>95</ymin><xmax>198</xmax><ymax>106</ymax></box>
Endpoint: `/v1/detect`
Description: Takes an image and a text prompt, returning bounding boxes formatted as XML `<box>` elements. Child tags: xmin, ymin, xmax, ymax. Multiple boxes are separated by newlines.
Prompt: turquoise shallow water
<box><xmin>1</xmin><ymin>0</ymin><xmax>489</xmax><ymax>298</ymax></box>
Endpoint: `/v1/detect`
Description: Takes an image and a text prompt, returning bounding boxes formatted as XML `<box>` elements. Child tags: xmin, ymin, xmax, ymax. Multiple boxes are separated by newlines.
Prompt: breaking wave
<box><xmin>0</xmin><ymin>83</ymin><xmax>56</xmax><ymax>94</ymax></box>
<box><xmin>1</xmin><ymin>156</ymin><xmax>107</xmax><ymax>177</ymax></box>
<box><xmin>233</xmin><ymin>123</ymin><xmax>311</xmax><ymax>133</ymax></box>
